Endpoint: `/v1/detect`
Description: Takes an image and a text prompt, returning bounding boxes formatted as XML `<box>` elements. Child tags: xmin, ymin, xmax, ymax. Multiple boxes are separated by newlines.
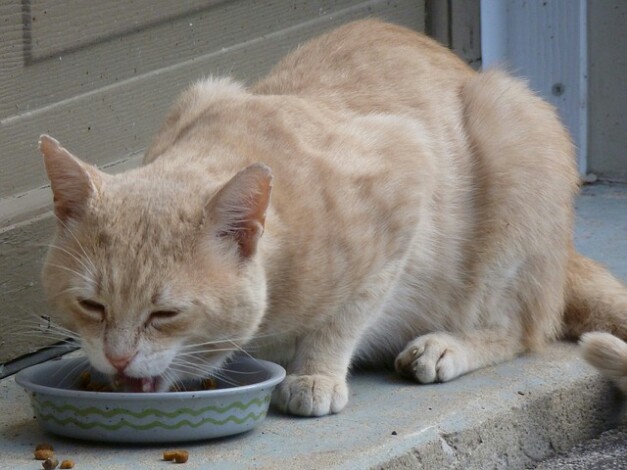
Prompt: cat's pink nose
<box><xmin>106</xmin><ymin>353</ymin><xmax>133</xmax><ymax>372</ymax></box>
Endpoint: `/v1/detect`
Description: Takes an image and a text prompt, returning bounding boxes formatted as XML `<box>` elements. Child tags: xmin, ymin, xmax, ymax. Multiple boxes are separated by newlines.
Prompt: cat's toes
<box><xmin>272</xmin><ymin>374</ymin><xmax>348</xmax><ymax>416</ymax></box>
<box><xmin>395</xmin><ymin>333</ymin><xmax>468</xmax><ymax>383</ymax></box>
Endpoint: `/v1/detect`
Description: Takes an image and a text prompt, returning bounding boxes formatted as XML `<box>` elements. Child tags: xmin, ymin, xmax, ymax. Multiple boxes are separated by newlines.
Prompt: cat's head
<box><xmin>39</xmin><ymin>135</ymin><xmax>272</xmax><ymax>391</ymax></box>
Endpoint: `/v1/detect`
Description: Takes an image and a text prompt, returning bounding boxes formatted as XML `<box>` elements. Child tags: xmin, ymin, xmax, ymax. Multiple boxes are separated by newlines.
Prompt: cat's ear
<box><xmin>206</xmin><ymin>163</ymin><xmax>273</xmax><ymax>259</ymax></box>
<box><xmin>39</xmin><ymin>134</ymin><xmax>99</xmax><ymax>222</ymax></box>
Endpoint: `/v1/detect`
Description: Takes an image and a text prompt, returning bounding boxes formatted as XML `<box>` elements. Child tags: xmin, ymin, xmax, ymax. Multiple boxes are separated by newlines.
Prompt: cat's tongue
<box><xmin>117</xmin><ymin>375</ymin><xmax>158</xmax><ymax>393</ymax></box>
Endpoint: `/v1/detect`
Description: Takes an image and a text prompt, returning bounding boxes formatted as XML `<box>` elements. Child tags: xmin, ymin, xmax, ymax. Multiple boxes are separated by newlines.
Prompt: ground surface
<box><xmin>534</xmin><ymin>425</ymin><xmax>626</xmax><ymax>470</ymax></box>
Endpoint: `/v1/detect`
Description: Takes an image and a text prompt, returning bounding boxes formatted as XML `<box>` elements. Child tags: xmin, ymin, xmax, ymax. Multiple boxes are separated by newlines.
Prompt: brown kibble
<box><xmin>60</xmin><ymin>460</ymin><xmax>75</xmax><ymax>469</ymax></box>
<box><xmin>78</xmin><ymin>369</ymin><xmax>119</xmax><ymax>392</ymax></box>
<box><xmin>79</xmin><ymin>370</ymin><xmax>91</xmax><ymax>387</ymax></box>
<box><xmin>201</xmin><ymin>378</ymin><xmax>217</xmax><ymax>390</ymax></box>
<box><xmin>170</xmin><ymin>377</ymin><xmax>218</xmax><ymax>392</ymax></box>
<box><xmin>34</xmin><ymin>449</ymin><xmax>55</xmax><ymax>460</ymax></box>
<box><xmin>42</xmin><ymin>457</ymin><xmax>59</xmax><ymax>470</ymax></box>
<box><xmin>174</xmin><ymin>450</ymin><xmax>189</xmax><ymax>463</ymax></box>
<box><xmin>163</xmin><ymin>450</ymin><xmax>188</xmax><ymax>463</ymax></box>
<box><xmin>35</xmin><ymin>443</ymin><xmax>54</xmax><ymax>452</ymax></box>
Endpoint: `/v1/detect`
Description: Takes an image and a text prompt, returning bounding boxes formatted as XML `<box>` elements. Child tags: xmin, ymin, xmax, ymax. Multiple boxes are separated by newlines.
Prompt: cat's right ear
<box><xmin>39</xmin><ymin>134</ymin><xmax>99</xmax><ymax>223</ymax></box>
<box><xmin>205</xmin><ymin>163</ymin><xmax>273</xmax><ymax>260</ymax></box>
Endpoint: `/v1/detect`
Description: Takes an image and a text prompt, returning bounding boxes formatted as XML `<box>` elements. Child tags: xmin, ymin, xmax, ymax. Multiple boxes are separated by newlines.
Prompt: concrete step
<box><xmin>0</xmin><ymin>344</ymin><xmax>623</xmax><ymax>469</ymax></box>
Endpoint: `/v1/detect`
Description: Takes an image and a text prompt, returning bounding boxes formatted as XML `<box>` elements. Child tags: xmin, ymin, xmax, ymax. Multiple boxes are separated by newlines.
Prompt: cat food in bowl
<box><xmin>16</xmin><ymin>356</ymin><xmax>285</xmax><ymax>443</ymax></box>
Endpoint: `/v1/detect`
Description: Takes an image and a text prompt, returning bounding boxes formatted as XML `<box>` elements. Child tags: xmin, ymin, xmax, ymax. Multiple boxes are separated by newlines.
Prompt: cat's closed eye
<box><xmin>77</xmin><ymin>299</ymin><xmax>105</xmax><ymax>321</ymax></box>
<box><xmin>149</xmin><ymin>310</ymin><xmax>180</xmax><ymax>322</ymax></box>
<box><xmin>147</xmin><ymin>310</ymin><xmax>181</xmax><ymax>332</ymax></box>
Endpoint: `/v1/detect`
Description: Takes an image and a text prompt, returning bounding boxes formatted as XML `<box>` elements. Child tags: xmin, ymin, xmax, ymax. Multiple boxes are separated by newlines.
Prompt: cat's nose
<box><xmin>105</xmin><ymin>353</ymin><xmax>133</xmax><ymax>372</ymax></box>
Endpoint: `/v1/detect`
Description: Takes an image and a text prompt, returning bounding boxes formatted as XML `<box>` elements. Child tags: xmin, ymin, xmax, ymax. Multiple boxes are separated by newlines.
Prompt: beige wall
<box><xmin>588</xmin><ymin>1</ymin><xmax>627</xmax><ymax>180</ymax></box>
<box><xmin>0</xmin><ymin>0</ymin><xmax>426</xmax><ymax>363</ymax></box>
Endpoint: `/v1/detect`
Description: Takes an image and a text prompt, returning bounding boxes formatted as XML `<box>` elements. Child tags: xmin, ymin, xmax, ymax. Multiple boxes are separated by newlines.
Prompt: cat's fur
<box><xmin>581</xmin><ymin>333</ymin><xmax>627</xmax><ymax>394</ymax></box>
<box><xmin>40</xmin><ymin>20</ymin><xmax>627</xmax><ymax>415</ymax></box>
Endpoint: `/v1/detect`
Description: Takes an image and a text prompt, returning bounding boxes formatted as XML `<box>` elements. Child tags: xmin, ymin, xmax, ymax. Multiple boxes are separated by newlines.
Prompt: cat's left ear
<box><xmin>206</xmin><ymin>163</ymin><xmax>273</xmax><ymax>259</ymax></box>
<box><xmin>39</xmin><ymin>134</ymin><xmax>100</xmax><ymax>223</ymax></box>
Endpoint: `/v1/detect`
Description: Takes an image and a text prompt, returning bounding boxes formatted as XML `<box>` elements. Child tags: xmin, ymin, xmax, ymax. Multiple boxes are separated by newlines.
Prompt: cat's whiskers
<box><xmin>17</xmin><ymin>315</ymin><xmax>80</xmax><ymax>340</ymax></box>
<box><xmin>167</xmin><ymin>368</ymin><xmax>206</xmax><ymax>383</ymax></box>
<box><xmin>51</xmin><ymin>356</ymin><xmax>89</xmax><ymax>385</ymax></box>
<box><xmin>171</xmin><ymin>355</ymin><xmax>246</xmax><ymax>387</ymax></box>
<box><xmin>167</xmin><ymin>364</ymin><xmax>242</xmax><ymax>386</ymax></box>
<box><xmin>175</xmin><ymin>347</ymin><xmax>239</xmax><ymax>357</ymax></box>
<box><xmin>166</xmin><ymin>363</ymin><xmax>201</xmax><ymax>376</ymax></box>
<box><xmin>46</xmin><ymin>285</ymin><xmax>86</xmax><ymax>302</ymax></box>
<box><xmin>45</xmin><ymin>324</ymin><xmax>79</xmax><ymax>340</ymax></box>
<box><xmin>169</xmin><ymin>359</ymin><xmax>212</xmax><ymax>376</ymax></box>
<box><xmin>35</xmin><ymin>242</ymin><xmax>95</xmax><ymax>278</ymax></box>
<box><xmin>192</xmin><ymin>365</ymin><xmax>242</xmax><ymax>387</ymax></box>
<box><xmin>2</xmin><ymin>302</ymin><xmax>79</xmax><ymax>346</ymax></box>
<box><xmin>178</xmin><ymin>331</ymin><xmax>281</xmax><ymax>352</ymax></box>
<box><xmin>170</xmin><ymin>356</ymin><xmax>243</xmax><ymax>386</ymax></box>
<box><xmin>10</xmin><ymin>329</ymin><xmax>75</xmax><ymax>343</ymax></box>
<box><xmin>178</xmin><ymin>338</ymin><xmax>248</xmax><ymax>351</ymax></box>
<box><xmin>161</xmin><ymin>368</ymin><xmax>183</xmax><ymax>391</ymax></box>
<box><xmin>226</xmin><ymin>339</ymin><xmax>261</xmax><ymax>366</ymax></box>
<box><xmin>208</xmin><ymin>370</ymin><xmax>242</xmax><ymax>387</ymax></box>
<box><xmin>46</xmin><ymin>263</ymin><xmax>95</xmax><ymax>287</ymax></box>
<box><xmin>22</xmin><ymin>314</ymin><xmax>78</xmax><ymax>335</ymax></box>
<box><xmin>53</xmin><ymin>215</ymin><xmax>98</xmax><ymax>275</ymax></box>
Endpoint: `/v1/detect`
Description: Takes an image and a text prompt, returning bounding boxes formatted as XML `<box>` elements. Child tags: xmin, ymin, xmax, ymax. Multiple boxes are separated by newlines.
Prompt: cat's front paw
<box><xmin>395</xmin><ymin>333</ymin><xmax>468</xmax><ymax>383</ymax></box>
<box><xmin>272</xmin><ymin>374</ymin><xmax>348</xmax><ymax>416</ymax></box>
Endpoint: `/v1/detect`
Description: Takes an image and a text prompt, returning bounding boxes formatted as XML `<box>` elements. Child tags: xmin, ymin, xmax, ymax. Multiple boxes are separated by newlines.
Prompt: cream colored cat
<box><xmin>40</xmin><ymin>20</ymin><xmax>627</xmax><ymax>415</ymax></box>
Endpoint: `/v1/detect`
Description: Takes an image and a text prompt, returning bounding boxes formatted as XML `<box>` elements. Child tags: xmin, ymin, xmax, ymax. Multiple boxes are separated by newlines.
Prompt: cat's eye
<box><xmin>78</xmin><ymin>299</ymin><xmax>105</xmax><ymax>319</ymax></box>
<box><xmin>150</xmin><ymin>310</ymin><xmax>180</xmax><ymax>321</ymax></box>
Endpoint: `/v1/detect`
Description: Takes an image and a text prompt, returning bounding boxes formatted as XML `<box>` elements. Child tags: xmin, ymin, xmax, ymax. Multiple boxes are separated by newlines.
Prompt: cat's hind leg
<box><xmin>392</xmin><ymin>69</ymin><xmax>579</xmax><ymax>385</ymax></box>
<box><xmin>394</xmin><ymin>329</ymin><xmax>525</xmax><ymax>383</ymax></box>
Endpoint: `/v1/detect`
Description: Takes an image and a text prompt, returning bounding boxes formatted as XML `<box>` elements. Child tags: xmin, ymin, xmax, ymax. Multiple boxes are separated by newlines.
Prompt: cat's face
<box><xmin>39</xmin><ymin>135</ymin><xmax>272</xmax><ymax>391</ymax></box>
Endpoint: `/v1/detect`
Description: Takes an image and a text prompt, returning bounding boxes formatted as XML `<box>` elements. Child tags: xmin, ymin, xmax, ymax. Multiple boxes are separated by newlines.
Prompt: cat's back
<box><xmin>145</xmin><ymin>20</ymin><xmax>473</xmax><ymax>171</ymax></box>
<box><xmin>253</xmin><ymin>19</ymin><xmax>473</xmax><ymax>116</ymax></box>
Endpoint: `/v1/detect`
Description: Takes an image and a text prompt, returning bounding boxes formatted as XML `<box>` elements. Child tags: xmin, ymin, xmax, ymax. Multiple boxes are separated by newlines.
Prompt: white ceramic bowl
<box><xmin>16</xmin><ymin>356</ymin><xmax>285</xmax><ymax>443</ymax></box>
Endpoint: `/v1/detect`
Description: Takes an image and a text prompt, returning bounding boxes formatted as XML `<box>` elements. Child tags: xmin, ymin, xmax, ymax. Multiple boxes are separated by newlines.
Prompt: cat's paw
<box><xmin>395</xmin><ymin>333</ymin><xmax>468</xmax><ymax>383</ymax></box>
<box><xmin>272</xmin><ymin>374</ymin><xmax>348</xmax><ymax>416</ymax></box>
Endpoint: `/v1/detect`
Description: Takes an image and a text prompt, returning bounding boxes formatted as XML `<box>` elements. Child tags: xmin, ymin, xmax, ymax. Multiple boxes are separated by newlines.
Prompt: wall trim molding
<box><xmin>481</xmin><ymin>0</ymin><xmax>588</xmax><ymax>175</ymax></box>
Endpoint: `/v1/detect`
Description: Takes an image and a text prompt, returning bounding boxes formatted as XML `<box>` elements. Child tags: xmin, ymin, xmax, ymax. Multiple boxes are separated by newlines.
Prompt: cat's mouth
<box><xmin>115</xmin><ymin>374</ymin><xmax>162</xmax><ymax>393</ymax></box>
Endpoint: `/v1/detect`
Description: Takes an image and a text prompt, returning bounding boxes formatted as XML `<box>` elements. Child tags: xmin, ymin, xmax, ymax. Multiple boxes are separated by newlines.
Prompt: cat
<box><xmin>39</xmin><ymin>19</ymin><xmax>627</xmax><ymax>416</ymax></box>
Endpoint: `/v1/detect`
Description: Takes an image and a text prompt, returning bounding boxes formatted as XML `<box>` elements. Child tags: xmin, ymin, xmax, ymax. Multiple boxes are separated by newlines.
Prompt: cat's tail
<box><xmin>563</xmin><ymin>250</ymin><xmax>627</xmax><ymax>340</ymax></box>
<box><xmin>564</xmin><ymin>251</ymin><xmax>627</xmax><ymax>392</ymax></box>
<box><xmin>580</xmin><ymin>332</ymin><xmax>627</xmax><ymax>394</ymax></box>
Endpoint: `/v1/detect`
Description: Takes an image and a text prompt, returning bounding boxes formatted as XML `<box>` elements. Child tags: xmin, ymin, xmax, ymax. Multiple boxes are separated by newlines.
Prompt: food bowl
<box><xmin>15</xmin><ymin>356</ymin><xmax>285</xmax><ymax>443</ymax></box>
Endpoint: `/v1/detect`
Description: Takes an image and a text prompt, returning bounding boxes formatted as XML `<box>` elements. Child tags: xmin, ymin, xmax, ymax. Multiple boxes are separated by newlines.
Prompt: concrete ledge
<box><xmin>0</xmin><ymin>344</ymin><xmax>623</xmax><ymax>469</ymax></box>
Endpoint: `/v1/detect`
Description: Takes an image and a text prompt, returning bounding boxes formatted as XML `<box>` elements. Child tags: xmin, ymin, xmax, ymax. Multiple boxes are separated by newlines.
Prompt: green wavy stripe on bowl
<box><xmin>33</xmin><ymin>395</ymin><xmax>270</xmax><ymax>419</ymax></box>
<box><xmin>36</xmin><ymin>411</ymin><xmax>267</xmax><ymax>431</ymax></box>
